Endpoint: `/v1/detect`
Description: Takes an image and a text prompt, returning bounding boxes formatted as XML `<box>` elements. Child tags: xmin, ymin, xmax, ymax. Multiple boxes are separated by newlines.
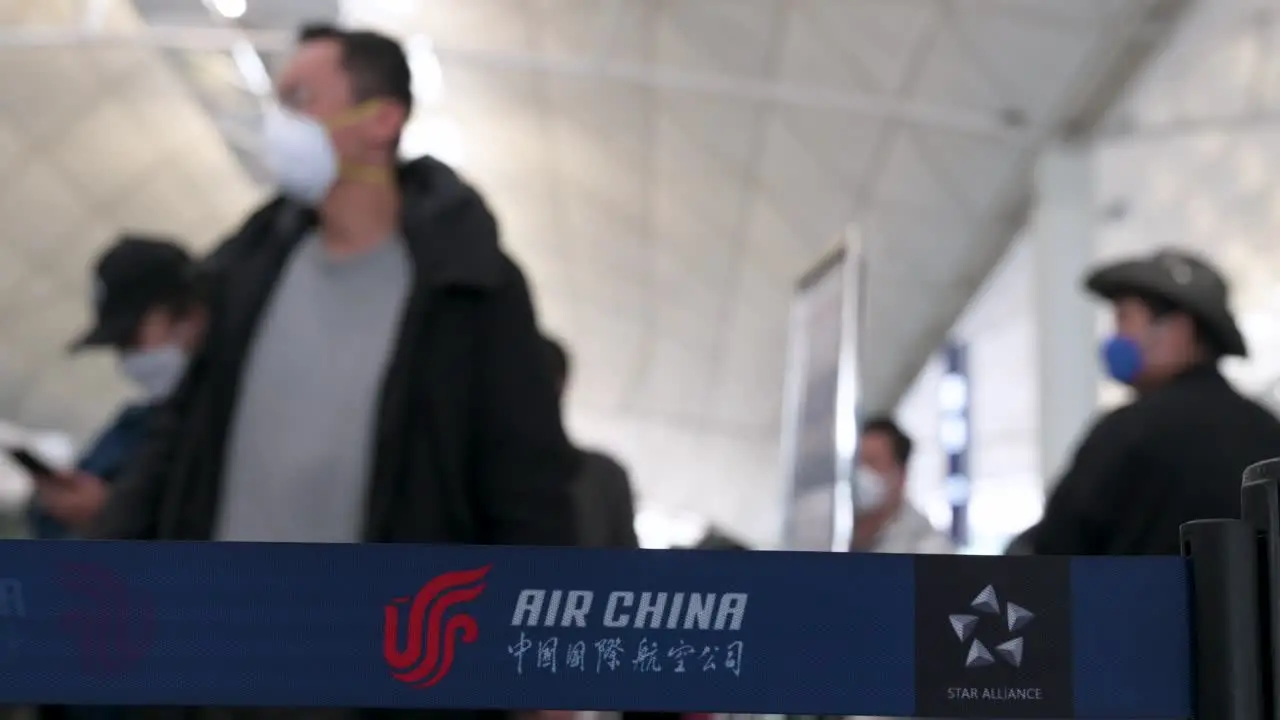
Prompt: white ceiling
<box><xmin>899</xmin><ymin>0</ymin><xmax>1280</xmax><ymax>549</ymax></box>
<box><xmin>1099</xmin><ymin>0</ymin><xmax>1280</xmax><ymax>392</ymax></box>
<box><xmin>0</xmin><ymin>0</ymin><xmax>263</xmax><ymax>431</ymax></box>
<box><xmin>0</xmin><ymin>0</ymin><xmax>1184</xmax><ymax>545</ymax></box>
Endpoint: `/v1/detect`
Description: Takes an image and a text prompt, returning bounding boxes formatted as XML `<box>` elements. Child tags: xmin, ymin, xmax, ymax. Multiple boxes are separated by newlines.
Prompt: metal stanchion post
<box><xmin>1241</xmin><ymin>458</ymin><xmax>1280</xmax><ymax>719</ymax></box>
<box><xmin>1181</xmin><ymin>519</ymin><xmax>1264</xmax><ymax>720</ymax></box>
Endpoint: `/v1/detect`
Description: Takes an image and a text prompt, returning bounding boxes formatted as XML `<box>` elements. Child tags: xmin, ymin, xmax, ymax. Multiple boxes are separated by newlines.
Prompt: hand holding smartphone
<box><xmin>5</xmin><ymin>447</ymin><xmax>59</xmax><ymax>478</ymax></box>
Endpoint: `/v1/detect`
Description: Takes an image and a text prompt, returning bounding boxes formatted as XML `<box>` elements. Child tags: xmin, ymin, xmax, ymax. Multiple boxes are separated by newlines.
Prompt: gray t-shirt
<box><xmin>213</xmin><ymin>233</ymin><xmax>411</xmax><ymax>543</ymax></box>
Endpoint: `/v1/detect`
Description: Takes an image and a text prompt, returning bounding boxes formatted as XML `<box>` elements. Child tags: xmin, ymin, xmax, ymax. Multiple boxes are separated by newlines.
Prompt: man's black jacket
<box><xmin>92</xmin><ymin>155</ymin><xmax>579</xmax><ymax>548</ymax></box>
<box><xmin>1029</xmin><ymin>364</ymin><xmax>1280</xmax><ymax>555</ymax></box>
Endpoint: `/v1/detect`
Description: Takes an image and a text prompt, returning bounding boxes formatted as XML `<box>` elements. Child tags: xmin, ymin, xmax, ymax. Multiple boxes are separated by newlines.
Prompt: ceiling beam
<box><xmin>79</xmin><ymin>0</ymin><xmax>112</xmax><ymax>34</ymax></box>
<box><xmin>1062</xmin><ymin>0</ymin><xmax>1197</xmax><ymax>138</ymax></box>
<box><xmin>865</xmin><ymin>0</ymin><xmax>1196</xmax><ymax>415</ymax></box>
<box><xmin>0</xmin><ymin>23</ymin><xmax>1027</xmax><ymax>140</ymax></box>
<box><xmin>957</xmin><ymin>0</ymin><xmax>1142</xmax><ymax>32</ymax></box>
<box><xmin>1098</xmin><ymin>111</ymin><xmax>1280</xmax><ymax>142</ymax></box>
<box><xmin>588</xmin><ymin>0</ymin><xmax>628</xmax><ymax>70</ymax></box>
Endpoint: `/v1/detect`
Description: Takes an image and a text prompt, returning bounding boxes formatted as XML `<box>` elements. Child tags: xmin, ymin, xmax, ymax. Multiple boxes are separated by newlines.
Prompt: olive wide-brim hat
<box><xmin>1084</xmin><ymin>249</ymin><xmax>1247</xmax><ymax>358</ymax></box>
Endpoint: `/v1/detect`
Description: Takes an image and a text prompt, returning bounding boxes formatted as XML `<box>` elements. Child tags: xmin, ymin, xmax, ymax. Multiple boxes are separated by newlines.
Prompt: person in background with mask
<box><xmin>1023</xmin><ymin>249</ymin><xmax>1280</xmax><ymax>555</ymax></box>
<box><xmin>543</xmin><ymin>336</ymin><xmax>652</xmax><ymax>720</ymax></box>
<box><xmin>93</xmin><ymin>24</ymin><xmax>574</xmax><ymax>545</ymax></box>
<box><xmin>32</xmin><ymin>235</ymin><xmax>204</xmax><ymax>539</ymax></box>
<box><xmin>89</xmin><ymin>26</ymin><xmax>575</xmax><ymax>719</ymax></box>
<box><xmin>544</xmin><ymin>335</ymin><xmax>640</xmax><ymax>550</ymax></box>
<box><xmin>30</xmin><ymin>236</ymin><xmax>203</xmax><ymax>720</ymax></box>
<box><xmin>849</xmin><ymin>417</ymin><xmax>953</xmax><ymax>554</ymax></box>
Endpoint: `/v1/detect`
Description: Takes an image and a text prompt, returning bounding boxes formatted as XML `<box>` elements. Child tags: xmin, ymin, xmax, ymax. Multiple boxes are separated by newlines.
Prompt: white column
<box><xmin>1033</xmin><ymin>142</ymin><xmax>1099</xmax><ymax>491</ymax></box>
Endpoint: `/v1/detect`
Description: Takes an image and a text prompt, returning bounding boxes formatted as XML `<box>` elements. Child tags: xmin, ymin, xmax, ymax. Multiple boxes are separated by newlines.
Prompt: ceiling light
<box><xmin>938</xmin><ymin>372</ymin><xmax>969</xmax><ymax>413</ymax></box>
<box><xmin>230</xmin><ymin>39</ymin><xmax>271</xmax><ymax>97</ymax></box>
<box><xmin>635</xmin><ymin>506</ymin><xmax>708</xmax><ymax>549</ymax></box>
<box><xmin>400</xmin><ymin>114</ymin><xmax>467</xmax><ymax>168</ymax></box>
<box><xmin>210</xmin><ymin>0</ymin><xmax>246</xmax><ymax>19</ymax></box>
<box><xmin>406</xmin><ymin>35</ymin><xmax>445</xmax><ymax>104</ymax></box>
<box><xmin>339</xmin><ymin>0</ymin><xmax>419</xmax><ymax>26</ymax></box>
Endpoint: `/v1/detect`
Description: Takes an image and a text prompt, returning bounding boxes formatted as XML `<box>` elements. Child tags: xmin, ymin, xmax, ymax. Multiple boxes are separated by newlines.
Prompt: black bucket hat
<box><xmin>1084</xmin><ymin>249</ymin><xmax>1247</xmax><ymax>357</ymax></box>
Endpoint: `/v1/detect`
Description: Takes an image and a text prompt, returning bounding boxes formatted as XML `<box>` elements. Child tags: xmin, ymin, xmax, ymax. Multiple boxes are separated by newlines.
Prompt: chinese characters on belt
<box><xmin>508</xmin><ymin>589</ymin><xmax>748</xmax><ymax>678</ymax></box>
<box><xmin>508</xmin><ymin>633</ymin><xmax>744</xmax><ymax>676</ymax></box>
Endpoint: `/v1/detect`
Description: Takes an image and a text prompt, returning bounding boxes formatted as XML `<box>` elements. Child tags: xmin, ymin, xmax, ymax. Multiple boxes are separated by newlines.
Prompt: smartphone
<box><xmin>6</xmin><ymin>448</ymin><xmax>56</xmax><ymax>477</ymax></box>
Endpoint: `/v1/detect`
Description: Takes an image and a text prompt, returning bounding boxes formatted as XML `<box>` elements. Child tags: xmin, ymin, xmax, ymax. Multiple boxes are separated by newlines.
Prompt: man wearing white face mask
<box><xmin>32</xmin><ymin>235</ymin><xmax>204</xmax><ymax>538</ymax></box>
<box><xmin>91</xmin><ymin>27</ymin><xmax>575</xmax><ymax>551</ymax></box>
<box><xmin>849</xmin><ymin>417</ymin><xmax>953</xmax><ymax>554</ymax></box>
<box><xmin>85</xmin><ymin>26</ymin><xmax>575</xmax><ymax>720</ymax></box>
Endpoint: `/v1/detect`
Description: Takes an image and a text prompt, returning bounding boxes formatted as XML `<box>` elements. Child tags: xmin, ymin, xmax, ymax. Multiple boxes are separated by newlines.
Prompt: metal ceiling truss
<box><xmin>864</xmin><ymin>0</ymin><xmax>1195</xmax><ymax>414</ymax></box>
<box><xmin>1099</xmin><ymin>1</ymin><xmax>1280</xmax><ymax>143</ymax></box>
<box><xmin>0</xmin><ymin>0</ymin><xmax>1198</xmax><ymax>428</ymax></box>
<box><xmin>0</xmin><ymin>16</ymin><xmax>1028</xmax><ymax>142</ymax></box>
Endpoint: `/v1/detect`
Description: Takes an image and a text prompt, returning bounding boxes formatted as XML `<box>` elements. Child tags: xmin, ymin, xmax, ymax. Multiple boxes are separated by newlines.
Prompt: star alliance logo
<box><xmin>949</xmin><ymin>585</ymin><xmax>1034</xmax><ymax>669</ymax></box>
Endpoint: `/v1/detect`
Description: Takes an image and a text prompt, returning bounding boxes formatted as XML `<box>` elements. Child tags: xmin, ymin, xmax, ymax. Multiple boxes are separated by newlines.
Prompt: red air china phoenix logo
<box><xmin>58</xmin><ymin>563</ymin><xmax>155</xmax><ymax>675</ymax></box>
<box><xmin>384</xmin><ymin>565</ymin><xmax>491</xmax><ymax>688</ymax></box>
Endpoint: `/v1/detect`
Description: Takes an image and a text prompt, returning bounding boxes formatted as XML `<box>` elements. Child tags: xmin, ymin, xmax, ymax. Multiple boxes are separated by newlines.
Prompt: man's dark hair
<box><xmin>543</xmin><ymin>336</ymin><xmax>569</xmax><ymax>386</ymax></box>
<box><xmin>861</xmin><ymin>416</ymin><xmax>913</xmax><ymax>468</ymax></box>
<box><xmin>1134</xmin><ymin>292</ymin><xmax>1225</xmax><ymax>360</ymax></box>
<box><xmin>298</xmin><ymin>24</ymin><xmax>414</xmax><ymax>113</ymax></box>
<box><xmin>158</xmin><ymin>278</ymin><xmax>201</xmax><ymax>318</ymax></box>
<box><xmin>179</xmin><ymin>261</ymin><xmax>217</xmax><ymax>314</ymax></box>
<box><xmin>140</xmin><ymin>261</ymin><xmax>203</xmax><ymax>321</ymax></box>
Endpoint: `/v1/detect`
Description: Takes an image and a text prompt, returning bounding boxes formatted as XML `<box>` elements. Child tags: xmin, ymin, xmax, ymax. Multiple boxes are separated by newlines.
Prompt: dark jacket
<box><xmin>1028</xmin><ymin>364</ymin><xmax>1280</xmax><ymax>555</ymax></box>
<box><xmin>30</xmin><ymin>403</ymin><xmax>156</xmax><ymax>539</ymax></box>
<box><xmin>92</xmin><ymin>155</ymin><xmax>579</xmax><ymax>547</ymax></box>
<box><xmin>571</xmin><ymin>448</ymin><xmax>639</xmax><ymax>548</ymax></box>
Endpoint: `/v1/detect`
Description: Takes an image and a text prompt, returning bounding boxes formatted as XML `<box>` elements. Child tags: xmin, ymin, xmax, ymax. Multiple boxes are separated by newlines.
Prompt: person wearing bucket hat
<box><xmin>1017</xmin><ymin>248</ymin><xmax>1280</xmax><ymax>557</ymax></box>
<box><xmin>1088</xmin><ymin>249</ymin><xmax>1247</xmax><ymax>387</ymax></box>
<box><xmin>31</xmin><ymin>234</ymin><xmax>208</xmax><ymax>541</ymax></box>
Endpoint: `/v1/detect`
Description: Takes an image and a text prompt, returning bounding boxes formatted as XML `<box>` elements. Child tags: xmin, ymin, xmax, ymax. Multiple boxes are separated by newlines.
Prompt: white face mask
<box><xmin>119</xmin><ymin>344</ymin><xmax>188</xmax><ymax>401</ymax></box>
<box><xmin>263</xmin><ymin>105</ymin><xmax>339</xmax><ymax>206</ymax></box>
<box><xmin>854</xmin><ymin>467</ymin><xmax>889</xmax><ymax>512</ymax></box>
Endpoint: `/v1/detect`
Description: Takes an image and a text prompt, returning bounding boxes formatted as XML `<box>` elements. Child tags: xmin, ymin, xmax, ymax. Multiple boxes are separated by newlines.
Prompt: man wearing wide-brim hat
<box><xmin>1017</xmin><ymin>249</ymin><xmax>1280</xmax><ymax>556</ymax></box>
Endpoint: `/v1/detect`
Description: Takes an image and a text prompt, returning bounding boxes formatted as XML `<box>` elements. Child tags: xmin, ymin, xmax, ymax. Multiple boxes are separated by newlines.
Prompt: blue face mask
<box><xmin>1101</xmin><ymin>335</ymin><xmax>1144</xmax><ymax>384</ymax></box>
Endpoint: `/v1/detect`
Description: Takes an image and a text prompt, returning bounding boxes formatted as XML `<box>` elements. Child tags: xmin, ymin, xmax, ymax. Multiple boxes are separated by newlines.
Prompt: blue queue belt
<box><xmin>0</xmin><ymin>541</ymin><xmax>1189</xmax><ymax>718</ymax></box>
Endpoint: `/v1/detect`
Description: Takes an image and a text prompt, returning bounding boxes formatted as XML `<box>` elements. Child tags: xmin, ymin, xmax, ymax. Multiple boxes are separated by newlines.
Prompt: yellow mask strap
<box><xmin>325</xmin><ymin>99</ymin><xmax>383</xmax><ymax>131</ymax></box>
<box><xmin>340</xmin><ymin>164</ymin><xmax>394</xmax><ymax>185</ymax></box>
<box><xmin>327</xmin><ymin>100</ymin><xmax>395</xmax><ymax>186</ymax></box>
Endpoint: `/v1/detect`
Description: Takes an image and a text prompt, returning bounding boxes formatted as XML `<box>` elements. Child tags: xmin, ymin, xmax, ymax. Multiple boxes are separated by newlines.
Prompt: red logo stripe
<box><xmin>384</xmin><ymin>565</ymin><xmax>490</xmax><ymax>687</ymax></box>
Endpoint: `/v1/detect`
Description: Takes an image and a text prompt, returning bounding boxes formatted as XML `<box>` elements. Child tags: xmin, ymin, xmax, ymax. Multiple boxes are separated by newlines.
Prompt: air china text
<box><xmin>510</xmin><ymin>590</ymin><xmax>747</xmax><ymax>631</ymax></box>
